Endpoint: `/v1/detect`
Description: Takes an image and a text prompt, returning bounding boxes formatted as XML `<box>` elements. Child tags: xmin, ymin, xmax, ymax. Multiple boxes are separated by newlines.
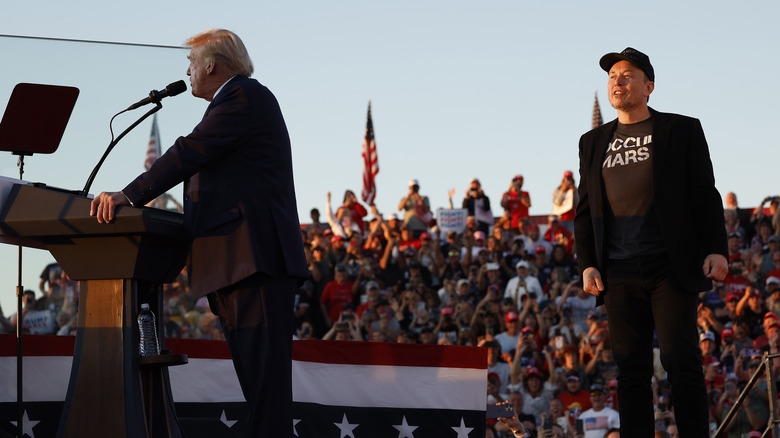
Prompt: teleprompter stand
<box><xmin>0</xmin><ymin>82</ymin><xmax>79</xmax><ymax>438</ymax></box>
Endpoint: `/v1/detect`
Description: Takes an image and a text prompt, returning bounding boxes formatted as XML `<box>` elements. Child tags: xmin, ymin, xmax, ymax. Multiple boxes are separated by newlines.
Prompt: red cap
<box><xmin>526</xmin><ymin>367</ymin><xmax>541</xmax><ymax>377</ymax></box>
<box><xmin>440</xmin><ymin>307</ymin><xmax>454</xmax><ymax>316</ymax></box>
<box><xmin>534</xmin><ymin>244</ymin><xmax>547</xmax><ymax>254</ymax></box>
<box><xmin>563</xmin><ymin>170</ymin><xmax>573</xmax><ymax>178</ymax></box>
<box><xmin>513</xmin><ymin>174</ymin><xmax>524</xmax><ymax>182</ymax></box>
<box><xmin>726</xmin><ymin>292</ymin><xmax>740</xmax><ymax>302</ymax></box>
<box><xmin>764</xmin><ymin>312</ymin><xmax>778</xmax><ymax>321</ymax></box>
<box><xmin>419</xmin><ymin>232</ymin><xmax>431</xmax><ymax>241</ymax></box>
<box><xmin>505</xmin><ymin>311</ymin><xmax>519</xmax><ymax>322</ymax></box>
<box><xmin>721</xmin><ymin>327</ymin><xmax>734</xmax><ymax>339</ymax></box>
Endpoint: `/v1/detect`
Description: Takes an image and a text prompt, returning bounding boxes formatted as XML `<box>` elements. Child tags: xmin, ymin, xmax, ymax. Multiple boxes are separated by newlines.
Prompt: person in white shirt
<box><xmin>578</xmin><ymin>384</ymin><xmax>619</xmax><ymax>438</ymax></box>
<box><xmin>504</xmin><ymin>260</ymin><xmax>544</xmax><ymax>310</ymax></box>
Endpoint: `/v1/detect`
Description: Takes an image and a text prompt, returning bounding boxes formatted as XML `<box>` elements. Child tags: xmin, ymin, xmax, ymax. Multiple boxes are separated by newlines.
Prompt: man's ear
<box><xmin>645</xmin><ymin>81</ymin><xmax>655</xmax><ymax>99</ymax></box>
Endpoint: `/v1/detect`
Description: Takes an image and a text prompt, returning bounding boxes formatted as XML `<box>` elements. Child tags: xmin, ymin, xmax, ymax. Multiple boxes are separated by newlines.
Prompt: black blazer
<box><xmin>123</xmin><ymin>75</ymin><xmax>308</xmax><ymax>297</ymax></box>
<box><xmin>574</xmin><ymin>108</ymin><xmax>728</xmax><ymax>295</ymax></box>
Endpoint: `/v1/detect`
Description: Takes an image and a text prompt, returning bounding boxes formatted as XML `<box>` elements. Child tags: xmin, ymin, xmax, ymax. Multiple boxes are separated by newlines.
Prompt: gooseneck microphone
<box><xmin>81</xmin><ymin>80</ymin><xmax>187</xmax><ymax>196</ymax></box>
<box><xmin>126</xmin><ymin>80</ymin><xmax>187</xmax><ymax>111</ymax></box>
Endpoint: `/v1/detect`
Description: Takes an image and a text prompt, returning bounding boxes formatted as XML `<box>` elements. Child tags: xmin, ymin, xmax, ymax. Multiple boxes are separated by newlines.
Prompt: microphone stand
<box><xmin>81</xmin><ymin>103</ymin><xmax>162</xmax><ymax>197</ymax></box>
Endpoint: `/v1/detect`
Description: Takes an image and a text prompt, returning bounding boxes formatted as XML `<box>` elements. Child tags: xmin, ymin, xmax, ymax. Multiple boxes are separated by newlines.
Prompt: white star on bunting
<box><xmin>334</xmin><ymin>413</ymin><xmax>359</xmax><ymax>438</ymax></box>
<box><xmin>451</xmin><ymin>417</ymin><xmax>474</xmax><ymax>438</ymax></box>
<box><xmin>220</xmin><ymin>410</ymin><xmax>237</xmax><ymax>429</ymax></box>
<box><xmin>392</xmin><ymin>415</ymin><xmax>419</xmax><ymax>438</ymax></box>
<box><xmin>10</xmin><ymin>410</ymin><xmax>40</xmax><ymax>438</ymax></box>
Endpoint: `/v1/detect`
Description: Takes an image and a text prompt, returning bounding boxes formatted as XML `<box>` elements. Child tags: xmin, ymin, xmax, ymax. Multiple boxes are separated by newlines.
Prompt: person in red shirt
<box><xmin>543</xmin><ymin>215</ymin><xmax>573</xmax><ymax>254</ymax></box>
<box><xmin>556</xmin><ymin>371</ymin><xmax>592</xmax><ymax>428</ymax></box>
<box><xmin>335</xmin><ymin>189</ymin><xmax>368</xmax><ymax>234</ymax></box>
<box><xmin>319</xmin><ymin>263</ymin><xmax>355</xmax><ymax>327</ymax></box>
<box><xmin>723</xmin><ymin>258</ymin><xmax>750</xmax><ymax>296</ymax></box>
<box><xmin>501</xmin><ymin>174</ymin><xmax>531</xmax><ymax>230</ymax></box>
<box><xmin>397</xmin><ymin>224</ymin><xmax>421</xmax><ymax>253</ymax></box>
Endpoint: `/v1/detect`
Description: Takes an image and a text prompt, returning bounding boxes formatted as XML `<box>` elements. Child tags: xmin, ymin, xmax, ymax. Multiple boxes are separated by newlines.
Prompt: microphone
<box><xmin>126</xmin><ymin>80</ymin><xmax>187</xmax><ymax>111</ymax></box>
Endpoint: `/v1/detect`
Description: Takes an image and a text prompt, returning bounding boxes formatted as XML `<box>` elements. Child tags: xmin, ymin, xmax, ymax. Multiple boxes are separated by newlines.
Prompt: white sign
<box><xmin>436</xmin><ymin>209</ymin><xmax>468</xmax><ymax>235</ymax></box>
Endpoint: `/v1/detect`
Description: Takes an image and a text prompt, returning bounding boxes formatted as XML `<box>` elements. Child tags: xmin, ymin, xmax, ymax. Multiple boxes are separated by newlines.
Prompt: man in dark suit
<box><xmin>91</xmin><ymin>29</ymin><xmax>308</xmax><ymax>437</ymax></box>
<box><xmin>574</xmin><ymin>47</ymin><xmax>728</xmax><ymax>437</ymax></box>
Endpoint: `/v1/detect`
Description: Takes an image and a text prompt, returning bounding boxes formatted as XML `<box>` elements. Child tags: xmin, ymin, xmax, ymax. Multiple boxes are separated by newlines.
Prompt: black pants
<box><xmin>603</xmin><ymin>255</ymin><xmax>709</xmax><ymax>438</ymax></box>
<box><xmin>208</xmin><ymin>274</ymin><xmax>297</xmax><ymax>438</ymax></box>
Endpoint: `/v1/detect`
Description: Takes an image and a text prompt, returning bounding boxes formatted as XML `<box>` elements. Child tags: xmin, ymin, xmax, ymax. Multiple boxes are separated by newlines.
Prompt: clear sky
<box><xmin>0</xmin><ymin>0</ymin><xmax>777</xmax><ymax>315</ymax></box>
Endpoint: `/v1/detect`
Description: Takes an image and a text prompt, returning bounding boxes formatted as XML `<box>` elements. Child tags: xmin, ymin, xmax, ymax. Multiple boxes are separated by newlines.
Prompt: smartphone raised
<box><xmin>485</xmin><ymin>403</ymin><xmax>514</xmax><ymax>419</ymax></box>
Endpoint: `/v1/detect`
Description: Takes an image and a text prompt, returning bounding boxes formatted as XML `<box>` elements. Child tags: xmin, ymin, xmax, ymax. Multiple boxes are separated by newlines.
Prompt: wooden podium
<box><xmin>0</xmin><ymin>181</ymin><xmax>190</xmax><ymax>438</ymax></box>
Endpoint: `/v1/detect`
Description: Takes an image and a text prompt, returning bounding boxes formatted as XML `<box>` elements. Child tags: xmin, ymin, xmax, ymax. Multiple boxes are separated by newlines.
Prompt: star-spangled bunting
<box><xmin>360</xmin><ymin>101</ymin><xmax>379</xmax><ymax>205</ymax></box>
<box><xmin>0</xmin><ymin>336</ymin><xmax>488</xmax><ymax>437</ymax></box>
<box><xmin>592</xmin><ymin>91</ymin><xmax>603</xmax><ymax>129</ymax></box>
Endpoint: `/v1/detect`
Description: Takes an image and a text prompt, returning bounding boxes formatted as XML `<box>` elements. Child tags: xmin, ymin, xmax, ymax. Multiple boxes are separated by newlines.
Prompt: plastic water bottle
<box><xmin>138</xmin><ymin>303</ymin><xmax>160</xmax><ymax>356</ymax></box>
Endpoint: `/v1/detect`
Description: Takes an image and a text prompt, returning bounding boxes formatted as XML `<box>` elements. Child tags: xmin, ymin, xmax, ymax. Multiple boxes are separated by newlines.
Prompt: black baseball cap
<box><xmin>600</xmin><ymin>47</ymin><xmax>655</xmax><ymax>82</ymax></box>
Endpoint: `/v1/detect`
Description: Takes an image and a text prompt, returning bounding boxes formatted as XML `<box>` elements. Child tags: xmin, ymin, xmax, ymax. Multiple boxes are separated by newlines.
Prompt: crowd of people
<box><xmin>3</xmin><ymin>176</ymin><xmax>780</xmax><ymax>438</ymax></box>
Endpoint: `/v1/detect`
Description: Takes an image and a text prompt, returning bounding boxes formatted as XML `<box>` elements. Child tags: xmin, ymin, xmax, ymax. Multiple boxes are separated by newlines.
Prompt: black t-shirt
<box><xmin>602</xmin><ymin>117</ymin><xmax>665</xmax><ymax>259</ymax></box>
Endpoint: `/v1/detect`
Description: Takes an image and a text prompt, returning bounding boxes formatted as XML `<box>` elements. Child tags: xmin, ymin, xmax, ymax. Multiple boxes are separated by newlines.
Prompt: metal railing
<box><xmin>715</xmin><ymin>351</ymin><xmax>780</xmax><ymax>438</ymax></box>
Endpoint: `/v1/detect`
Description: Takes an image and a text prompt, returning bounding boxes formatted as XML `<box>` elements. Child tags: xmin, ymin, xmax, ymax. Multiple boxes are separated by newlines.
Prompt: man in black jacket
<box><xmin>574</xmin><ymin>47</ymin><xmax>728</xmax><ymax>437</ymax></box>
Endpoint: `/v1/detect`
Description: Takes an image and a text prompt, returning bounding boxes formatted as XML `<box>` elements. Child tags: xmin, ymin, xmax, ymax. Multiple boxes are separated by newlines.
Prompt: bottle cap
<box><xmin>141</xmin><ymin>303</ymin><xmax>150</xmax><ymax>309</ymax></box>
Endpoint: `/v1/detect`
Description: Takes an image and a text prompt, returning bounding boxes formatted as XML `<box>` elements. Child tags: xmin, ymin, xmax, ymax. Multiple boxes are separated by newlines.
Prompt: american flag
<box><xmin>145</xmin><ymin>114</ymin><xmax>161</xmax><ymax>171</ymax></box>
<box><xmin>592</xmin><ymin>91</ymin><xmax>603</xmax><ymax>129</ymax></box>
<box><xmin>584</xmin><ymin>415</ymin><xmax>610</xmax><ymax>430</ymax></box>
<box><xmin>361</xmin><ymin>101</ymin><xmax>379</xmax><ymax>205</ymax></box>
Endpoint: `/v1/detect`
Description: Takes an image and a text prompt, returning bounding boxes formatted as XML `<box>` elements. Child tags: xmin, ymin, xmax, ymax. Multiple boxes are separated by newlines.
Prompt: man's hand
<box><xmin>582</xmin><ymin>267</ymin><xmax>604</xmax><ymax>296</ymax></box>
<box><xmin>90</xmin><ymin>191</ymin><xmax>130</xmax><ymax>224</ymax></box>
<box><xmin>703</xmin><ymin>254</ymin><xmax>728</xmax><ymax>281</ymax></box>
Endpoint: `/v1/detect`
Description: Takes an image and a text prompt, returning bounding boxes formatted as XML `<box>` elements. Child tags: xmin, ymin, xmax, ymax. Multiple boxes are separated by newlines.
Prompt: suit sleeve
<box><xmin>122</xmin><ymin>84</ymin><xmax>251</xmax><ymax>205</ymax></box>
